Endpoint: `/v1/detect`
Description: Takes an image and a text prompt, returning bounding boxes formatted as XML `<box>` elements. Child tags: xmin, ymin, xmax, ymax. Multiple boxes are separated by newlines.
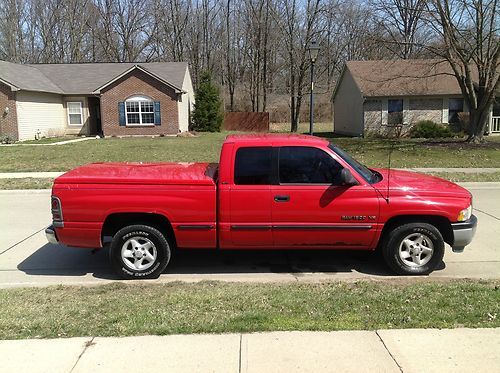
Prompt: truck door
<box><xmin>219</xmin><ymin>146</ymin><xmax>274</xmax><ymax>248</ymax></box>
<box><xmin>271</xmin><ymin>146</ymin><xmax>379</xmax><ymax>249</ymax></box>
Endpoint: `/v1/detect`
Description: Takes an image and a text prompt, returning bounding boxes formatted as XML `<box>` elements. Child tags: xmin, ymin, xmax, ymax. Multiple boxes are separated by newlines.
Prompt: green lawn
<box><xmin>0</xmin><ymin>127</ymin><xmax>499</xmax><ymax>172</ymax></box>
<box><xmin>0</xmin><ymin>280</ymin><xmax>498</xmax><ymax>339</ymax></box>
<box><xmin>0</xmin><ymin>178</ymin><xmax>54</xmax><ymax>189</ymax></box>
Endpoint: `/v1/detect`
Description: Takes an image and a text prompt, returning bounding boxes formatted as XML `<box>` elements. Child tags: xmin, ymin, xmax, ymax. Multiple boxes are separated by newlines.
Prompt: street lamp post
<box><xmin>308</xmin><ymin>40</ymin><xmax>320</xmax><ymax>135</ymax></box>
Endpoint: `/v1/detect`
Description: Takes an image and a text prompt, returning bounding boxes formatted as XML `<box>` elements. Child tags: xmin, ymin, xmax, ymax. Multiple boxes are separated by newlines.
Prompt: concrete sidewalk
<box><xmin>0</xmin><ymin>137</ymin><xmax>96</xmax><ymax>147</ymax></box>
<box><xmin>1</xmin><ymin>168</ymin><xmax>499</xmax><ymax>179</ymax></box>
<box><xmin>1</xmin><ymin>328</ymin><xmax>499</xmax><ymax>373</ymax></box>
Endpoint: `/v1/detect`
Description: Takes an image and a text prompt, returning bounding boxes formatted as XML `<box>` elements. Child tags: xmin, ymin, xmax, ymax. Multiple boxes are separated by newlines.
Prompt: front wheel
<box><xmin>382</xmin><ymin>223</ymin><xmax>444</xmax><ymax>275</ymax></box>
<box><xmin>109</xmin><ymin>224</ymin><xmax>171</xmax><ymax>279</ymax></box>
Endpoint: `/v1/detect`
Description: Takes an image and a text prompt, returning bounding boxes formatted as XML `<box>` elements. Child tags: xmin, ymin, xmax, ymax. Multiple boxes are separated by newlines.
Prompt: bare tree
<box><xmin>276</xmin><ymin>0</ymin><xmax>322</xmax><ymax>132</ymax></box>
<box><xmin>0</xmin><ymin>0</ymin><xmax>391</xmax><ymax>126</ymax></box>
<box><xmin>371</xmin><ymin>0</ymin><xmax>428</xmax><ymax>59</ymax></box>
<box><xmin>0</xmin><ymin>0</ymin><xmax>27</xmax><ymax>62</ymax></box>
<box><xmin>429</xmin><ymin>0</ymin><xmax>500</xmax><ymax>142</ymax></box>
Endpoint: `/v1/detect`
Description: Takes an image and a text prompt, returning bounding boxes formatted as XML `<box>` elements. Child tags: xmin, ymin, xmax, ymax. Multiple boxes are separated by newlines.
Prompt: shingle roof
<box><xmin>343</xmin><ymin>59</ymin><xmax>465</xmax><ymax>97</ymax></box>
<box><xmin>0</xmin><ymin>61</ymin><xmax>188</xmax><ymax>95</ymax></box>
<box><xmin>0</xmin><ymin>60</ymin><xmax>64</xmax><ymax>94</ymax></box>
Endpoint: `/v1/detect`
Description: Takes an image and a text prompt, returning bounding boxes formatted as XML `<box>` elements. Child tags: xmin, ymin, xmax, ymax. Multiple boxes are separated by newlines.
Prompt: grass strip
<box><xmin>0</xmin><ymin>178</ymin><xmax>54</xmax><ymax>189</ymax></box>
<box><xmin>1</xmin><ymin>128</ymin><xmax>499</xmax><ymax>172</ymax></box>
<box><xmin>1</xmin><ymin>280</ymin><xmax>498</xmax><ymax>339</ymax></box>
<box><xmin>1</xmin><ymin>173</ymin><xmax>498</xmax><ymax>191</ymax></box>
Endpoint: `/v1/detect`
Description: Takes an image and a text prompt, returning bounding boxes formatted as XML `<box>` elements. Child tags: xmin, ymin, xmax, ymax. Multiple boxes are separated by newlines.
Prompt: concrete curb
<box><xmin>0</xmin><ymin>189</ymin><xmax>52</xmax><ymax>194</ymax></box>
<box><xmin>459</xmin><ymin>182</ymin><xmax>500</xmax><ymax>189</ymax></box>
<box><xmin>0</xmin><ymin>172</ymin><xmax>64</xmax><ymax>179</ymax></box>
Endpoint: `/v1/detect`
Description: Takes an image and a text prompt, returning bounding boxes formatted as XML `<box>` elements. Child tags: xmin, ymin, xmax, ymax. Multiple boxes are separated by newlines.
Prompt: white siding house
<box><xmin>16</xmin><ymin>91</ymin><xmax>66</xmax><ymax>140</ymax></box>
<box><xmin>178</xmin><ymin>66</ymin><xmax>195</xmax><ymax>133</ymax></box>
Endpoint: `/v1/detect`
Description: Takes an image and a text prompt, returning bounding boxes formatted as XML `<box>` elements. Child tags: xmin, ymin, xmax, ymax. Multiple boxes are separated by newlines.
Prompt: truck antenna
<box><xmin>383</xmin><ymin>123</ymin><xmax>405</xmax><ymax>204</ymax></box>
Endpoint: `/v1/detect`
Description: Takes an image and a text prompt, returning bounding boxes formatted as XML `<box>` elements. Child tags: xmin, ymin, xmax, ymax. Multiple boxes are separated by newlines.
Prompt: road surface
<box><xmin>0</xmin><ymin>183</ymin><xmax>499</xmax><ymax>288</ymax></box>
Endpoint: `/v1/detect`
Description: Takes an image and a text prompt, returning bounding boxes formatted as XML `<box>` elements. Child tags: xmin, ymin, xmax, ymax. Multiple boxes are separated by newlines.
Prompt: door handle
<box><xmin>274</xmin><ymin>195</ymin><xmax>290</xmax><ymax>202</ymax></box>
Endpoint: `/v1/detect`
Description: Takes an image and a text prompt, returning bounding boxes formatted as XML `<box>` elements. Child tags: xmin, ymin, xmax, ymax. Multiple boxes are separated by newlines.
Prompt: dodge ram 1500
<box><xmin>46</xmin><ymin>134</ymin><xmax>477</xmax><ymax>278</ymax></box>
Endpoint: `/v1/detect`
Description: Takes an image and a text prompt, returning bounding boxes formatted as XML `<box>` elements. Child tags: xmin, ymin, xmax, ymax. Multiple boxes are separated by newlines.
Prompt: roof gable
<box><xmin>92</xmin><ymin>64</ymin><xmax>185</xmax><ymax>94</ymax></box>
<box><xmin>0</xmin><ymin>61</ymin><xmax>188</xmax><ymax>95</ymax></box>
<box><xmin>340</xmin><ymin>59</ymin><xmax>465</xmax><ymax>98</ymax></box>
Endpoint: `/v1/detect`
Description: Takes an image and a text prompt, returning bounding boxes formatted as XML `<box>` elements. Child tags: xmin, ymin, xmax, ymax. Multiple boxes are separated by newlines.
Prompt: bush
<box><xmin>0</xmin><ymin>135</ymin><xmax>15</xmax><ymax>144</ymax></box>
<box><xmin>191</xmin><ymin>72</ymin><xmax>223</xmax><ymax>132</ymax></box>
<box><xmin>409</xmin><ymin>120</ymin><xmax>453</xmax><ymax>138</ymax></box>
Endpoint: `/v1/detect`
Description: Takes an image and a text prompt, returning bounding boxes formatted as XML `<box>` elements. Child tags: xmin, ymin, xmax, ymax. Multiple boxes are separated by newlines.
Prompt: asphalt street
<box><xmin>0</xmin><ymin>184</ymin><xmax>499</xmax><ymax>288</ymax></box>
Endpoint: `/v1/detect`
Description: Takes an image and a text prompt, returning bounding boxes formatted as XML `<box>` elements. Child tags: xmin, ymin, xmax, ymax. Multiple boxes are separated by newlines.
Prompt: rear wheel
<box><xmin>109</xmin><ymin>224</ymin><xmax>171</xmax><ymax>279</ymax></box>
<box><xmin>382</xmin><ymin>223</ymin><xmax>444</xmax><ymax>275</ymax></box>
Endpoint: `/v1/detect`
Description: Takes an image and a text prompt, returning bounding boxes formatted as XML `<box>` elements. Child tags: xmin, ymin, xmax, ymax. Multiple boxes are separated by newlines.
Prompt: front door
<box><xmin>271</xmin><ymin>146</ymin><xmax>380</xmax><ymax>249</ymax></box>
<box><xmin>228</xmin><ymin>146</ymin><xmax>274</xmax><ymax>247</ymax></box>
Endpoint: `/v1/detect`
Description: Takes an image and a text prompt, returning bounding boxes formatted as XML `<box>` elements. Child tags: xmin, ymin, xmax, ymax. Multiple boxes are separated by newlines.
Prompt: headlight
<box><xmin>457</xmin><ymin>204</ymin><xmax>472</xmax><ymax>222</ymax></box>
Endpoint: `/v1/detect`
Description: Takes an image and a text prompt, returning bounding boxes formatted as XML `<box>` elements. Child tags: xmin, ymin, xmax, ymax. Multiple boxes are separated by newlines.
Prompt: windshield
<box><xmin>328</xmin><ymin>144</ymin><xmax>378</xmax><ymax>184</ymax></box>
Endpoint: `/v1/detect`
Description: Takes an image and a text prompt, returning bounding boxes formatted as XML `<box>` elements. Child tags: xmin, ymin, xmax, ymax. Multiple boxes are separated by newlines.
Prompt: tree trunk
<box><xmin>290</xmin><ymin>95</ymin><xmax>298</xmax><ymax>132</ymax></box>
<box><xmin>466</xmin><ymin>107</ymin><xmax>490</xmax><ymax>143</ymax></box>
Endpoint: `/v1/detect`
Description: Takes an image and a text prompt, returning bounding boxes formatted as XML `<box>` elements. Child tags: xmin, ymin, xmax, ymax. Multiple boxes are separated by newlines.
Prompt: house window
<box><xmin>125</xmin><ymin>96</ymin><xmax>155</xmax><ymax>126</ymax></box>
<box><xmin>388</xmin><ymin>99</ymin><xmax>403</xmax><ymax>125</ymax></box>
<box><xmin>448</xmin><ymin>98</ymin><xmax>464</xmax><ymax>123</ymax></box>
<box><xmin>67</xmin><ymin>102</ymin><xmax>83</xmax><ymax>126</ymax></box>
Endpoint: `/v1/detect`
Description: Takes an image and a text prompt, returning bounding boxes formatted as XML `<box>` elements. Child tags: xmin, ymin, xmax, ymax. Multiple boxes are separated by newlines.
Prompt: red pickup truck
<box><xmin>46</xmin><ymin>134</ymin><xmax>477</xmax><ymax>279</ymax></box>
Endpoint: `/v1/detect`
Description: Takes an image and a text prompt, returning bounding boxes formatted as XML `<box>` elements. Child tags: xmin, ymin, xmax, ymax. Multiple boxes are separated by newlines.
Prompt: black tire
<box><xmin>109</xmin><ymin>224</ymin><xmax>171</xmax><ymax>279</ymax></box>
<box><xmin>382</xmin><ymin>222</ymin><xmax>444</xmax><ymax>275</ymax></box>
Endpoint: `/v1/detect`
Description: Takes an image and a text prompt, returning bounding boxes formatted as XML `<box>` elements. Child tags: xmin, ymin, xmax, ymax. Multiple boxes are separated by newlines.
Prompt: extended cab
<box><xmin>46</xmin><ymin>134</ymin><xmax>477</xmax><ymax>278</ymax></box>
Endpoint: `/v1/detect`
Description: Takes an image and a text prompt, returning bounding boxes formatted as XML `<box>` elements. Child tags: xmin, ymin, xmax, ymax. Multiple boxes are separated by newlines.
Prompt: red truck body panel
<box><xmin>51</xmin><ymin>134</ymin><xmax>473</xmax><ymax>252</ymax></box>
<box><xmin>57</xmin><ymin>162</ymin><xmax>217</xmax><ymax>186</ymax></box>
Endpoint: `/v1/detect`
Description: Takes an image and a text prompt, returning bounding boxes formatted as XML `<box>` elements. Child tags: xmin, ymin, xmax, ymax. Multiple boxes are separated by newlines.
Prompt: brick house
<box><xmin>332</xmin><ymin>59</ymin><xmax>500</xmax><ymax>136</ymax></box>
<box><xmin>0</xmin><ymin>61</ymin><xmax>194</xmax><ymax>141</ymax></box>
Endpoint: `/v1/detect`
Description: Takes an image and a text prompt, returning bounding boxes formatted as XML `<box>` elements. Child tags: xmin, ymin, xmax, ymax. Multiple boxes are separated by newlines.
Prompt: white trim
<box><xmin>381</xmin><ymin>99</ymin><xmax>388</xmax><ymax>125</ymax></box>
<box><xmin>403</xmin><ymin>98</ymin><xmax>409</xmax><ymax>124</ymax></box>
<box><xmin>125</xmin><ymin>97</ymin><xmax>155</xmax><ymax>126</ymax></box>
<box><xmin>442</xmin><ymin>98</ymin><xmax>449</xmax><ymax>123</ymax></box>
<box><xmin>125</xmin><ymin>95</ymin><xmax>152</xmax><ymax>102</ymax></box>
<box><xmin>67</xmin><ymin>101</ymin><xmax>83</xmax><ymax>126</ymax></box>
<box><xmin>0</xmin><ymin>77</ymin><xmax>20</xmax><ymax>91</ymax></box>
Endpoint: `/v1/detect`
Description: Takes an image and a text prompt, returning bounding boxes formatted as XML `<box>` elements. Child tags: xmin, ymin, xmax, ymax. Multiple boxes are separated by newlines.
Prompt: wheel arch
<box><xmin>380</xmin><ymin>214</ymin><xmax>453</xmax><ymax>247</ymax></box>
<box><xmin>101</xmin><ymin>212</ymin><xmax>176</xmax><ymax>248</ymax></box>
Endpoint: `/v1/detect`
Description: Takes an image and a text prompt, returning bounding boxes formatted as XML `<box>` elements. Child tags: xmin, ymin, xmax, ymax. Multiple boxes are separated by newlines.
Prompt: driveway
<box><xmin>0</xmin><ymin>184</ymin><xmax>499</xmax><ymax>288</ymax></box>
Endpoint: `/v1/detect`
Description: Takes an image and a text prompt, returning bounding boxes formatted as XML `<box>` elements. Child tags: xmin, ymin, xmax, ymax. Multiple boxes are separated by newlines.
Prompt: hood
<box><xmin>372</xmin><ymin>168</ymin><xmax>471</xmax><ymax>198</ymax></box>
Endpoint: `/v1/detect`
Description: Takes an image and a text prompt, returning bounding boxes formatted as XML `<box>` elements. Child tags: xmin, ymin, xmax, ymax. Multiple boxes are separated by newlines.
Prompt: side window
<box><xmin>448</xmin><ymin>98</ymin><xmax>464</xmax><ymax>124</ymax></box>
<box><xmin>234</xmin><ymin>147</ymin><xmax>272</xmax><ymax>185</ymax></box>
<box><xmin>279</xmin><ymin>146</ymin><xmax>343</xmax><ymax>184</ymax></box>
<box><xmin>388</xmin><ymin>99</ymin><xmax>403</xmax><ymax>125</ymax></box>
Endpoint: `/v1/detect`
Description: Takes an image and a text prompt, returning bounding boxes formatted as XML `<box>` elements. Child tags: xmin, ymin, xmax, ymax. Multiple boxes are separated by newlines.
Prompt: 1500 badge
<box><xmin>341</xmin><ymin>216</ymin><xmax>377</xmax><ymax>221</ymax></box>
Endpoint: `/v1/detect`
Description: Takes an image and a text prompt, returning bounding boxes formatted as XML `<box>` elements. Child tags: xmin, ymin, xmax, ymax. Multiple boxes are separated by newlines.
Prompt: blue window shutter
<box><xmin>154</xmin><ymin>101</ymin><xmax>161</xmax><ymax>125</ymax></box>
<box><xmin>118</xmin><ymin>102</ymin><xmax>126</xmax><ymax>126</ymax></box>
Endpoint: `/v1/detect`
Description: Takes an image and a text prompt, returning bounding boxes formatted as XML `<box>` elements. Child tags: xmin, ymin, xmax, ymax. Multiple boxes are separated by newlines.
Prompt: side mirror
<box><xmin>340</xmin><ymin>168</ymin><xmax>358</xmax><ymax>186</ymax></box>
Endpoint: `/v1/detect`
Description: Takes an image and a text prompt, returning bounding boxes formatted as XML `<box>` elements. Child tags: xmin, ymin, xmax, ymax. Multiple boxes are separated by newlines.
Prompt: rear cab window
<box><xmin>234</xmin><ymin>147</ymin><xmax>272</xmax><ymax>185</ymax></box>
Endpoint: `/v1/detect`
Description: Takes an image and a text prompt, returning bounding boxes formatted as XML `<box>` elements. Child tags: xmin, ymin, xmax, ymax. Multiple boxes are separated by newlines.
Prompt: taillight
<box><xmin>51</xmin><ymin>196</ymin><xmax>63</xmax><ymax>222</ymax></box>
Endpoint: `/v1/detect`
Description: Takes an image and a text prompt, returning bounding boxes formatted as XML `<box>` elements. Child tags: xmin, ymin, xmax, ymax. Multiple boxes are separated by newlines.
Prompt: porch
<box><xmin>489</xmin><ymin>99</ymin><xmax>500</xmax><ymax>134</ymax></box>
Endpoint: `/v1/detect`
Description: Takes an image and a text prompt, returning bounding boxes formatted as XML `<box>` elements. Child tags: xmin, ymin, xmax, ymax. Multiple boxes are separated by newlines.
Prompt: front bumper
<box><xmin>45</xmin><ymin>225</ymin><xmax>59</xmax><ymax>244</ymax></box>
<box><xmin>450</xmin><ymin>214</ymin><xmax>477</xmax><ymax>253</ymax></box>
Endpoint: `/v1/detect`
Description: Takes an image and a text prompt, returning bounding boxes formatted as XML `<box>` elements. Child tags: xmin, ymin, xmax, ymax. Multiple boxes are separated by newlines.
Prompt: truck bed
<box><xmin>55</xmin><ymin>162</ymin><xmax>218</xmax><ymax>186</ymax></box>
